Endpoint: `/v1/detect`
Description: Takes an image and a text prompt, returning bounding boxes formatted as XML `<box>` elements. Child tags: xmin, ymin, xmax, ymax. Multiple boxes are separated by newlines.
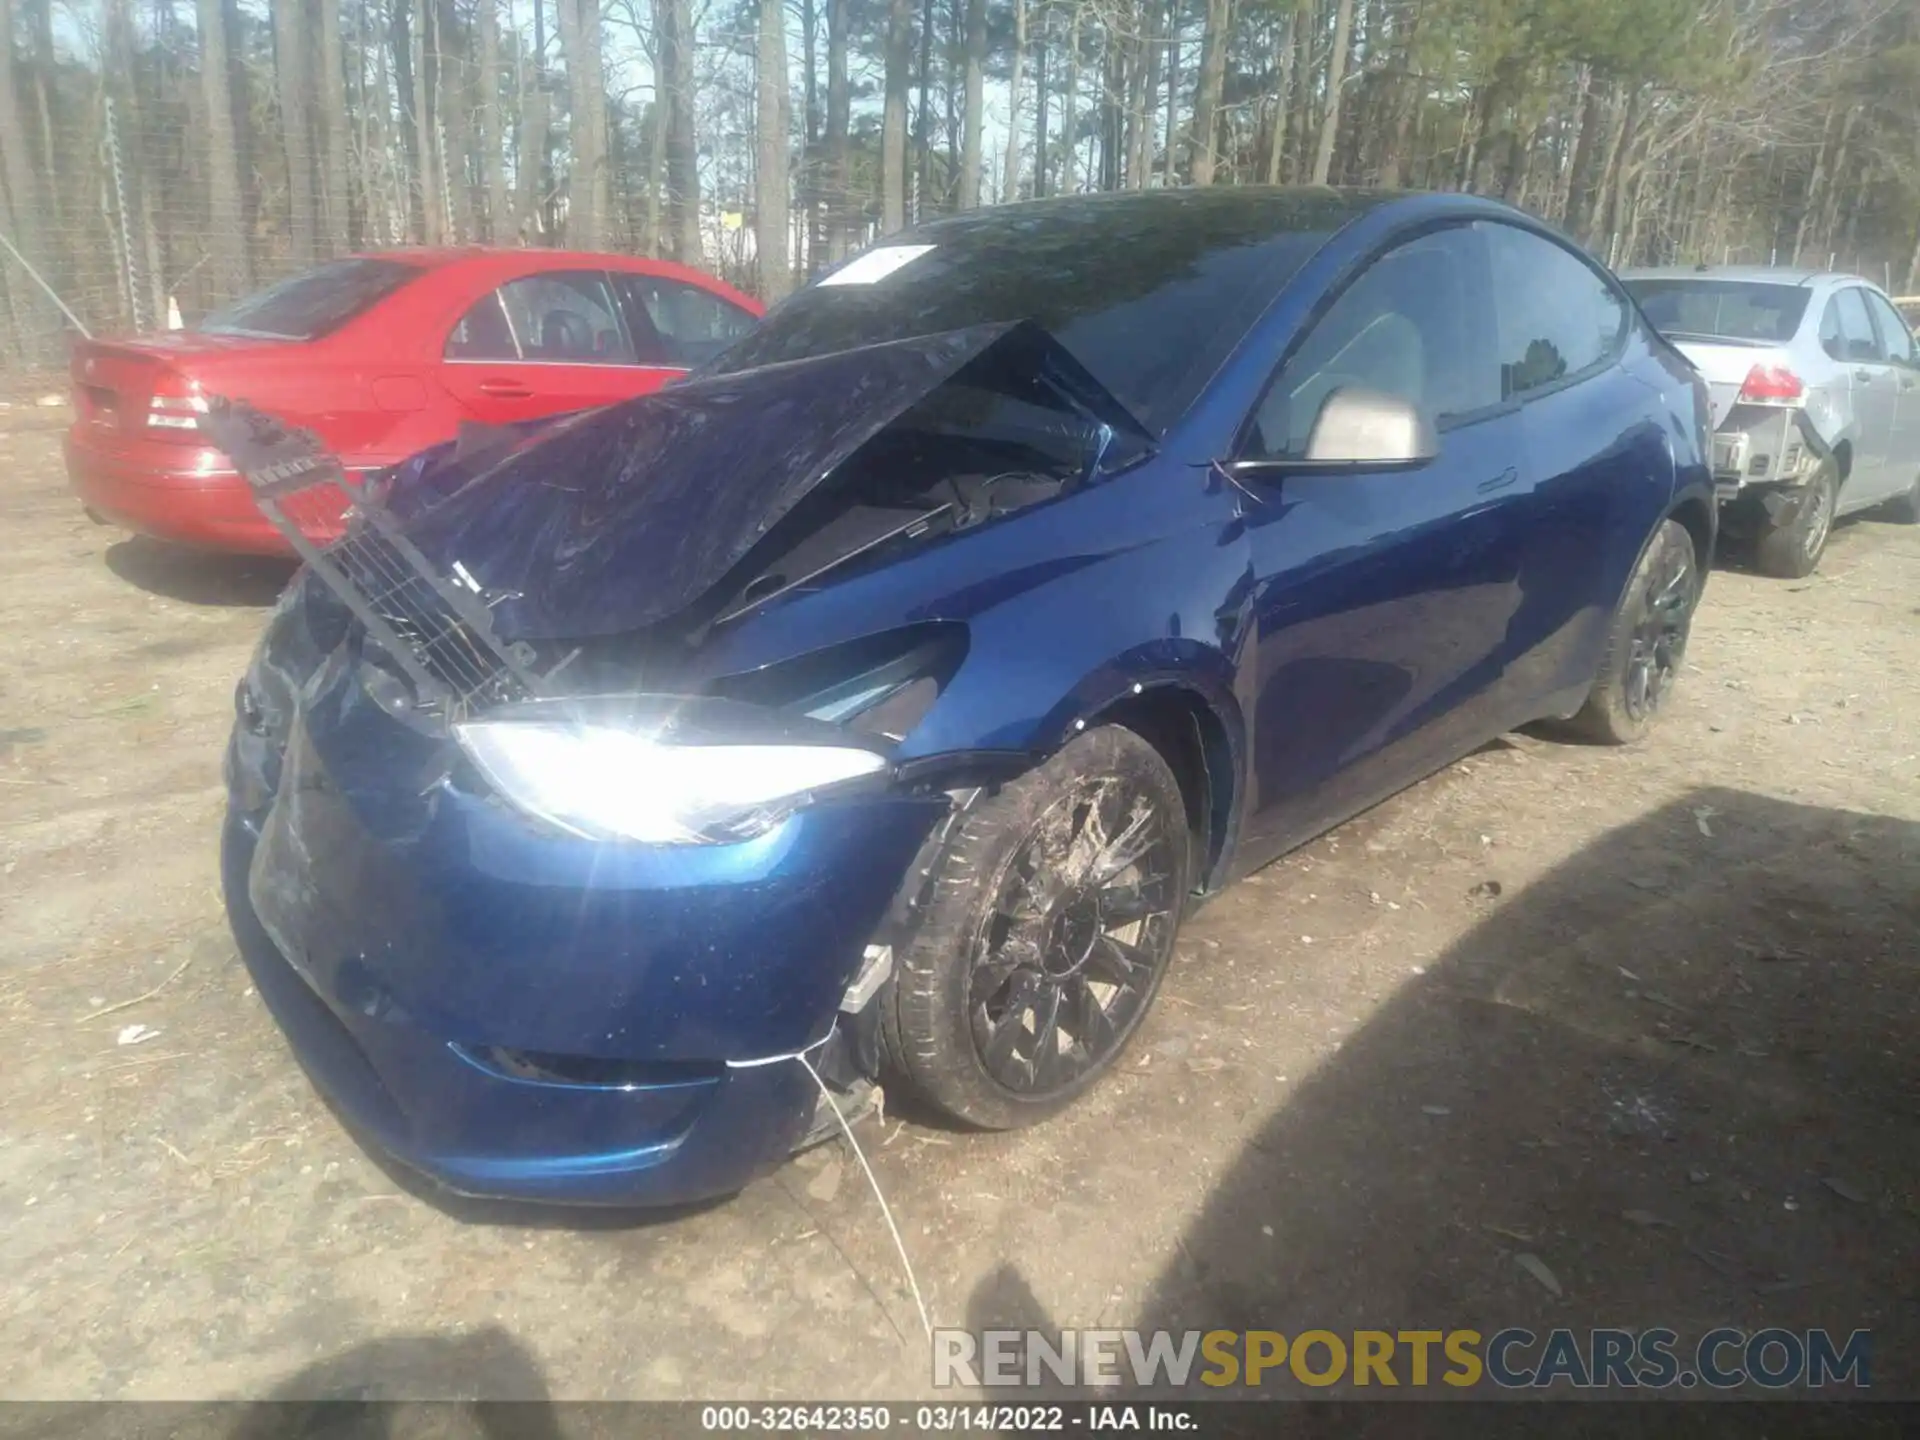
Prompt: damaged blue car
<box><xmin>214</xmin><ymin>188</ymin><xmax>1714</xmax><ymax>1207</ymax></box>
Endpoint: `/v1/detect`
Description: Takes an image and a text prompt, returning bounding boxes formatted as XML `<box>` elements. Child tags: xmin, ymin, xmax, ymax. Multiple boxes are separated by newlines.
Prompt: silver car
<box><xmin>1620</xmin><ymin>265</ymin><xmax>1920</xmax><ymax>576</ymax></box>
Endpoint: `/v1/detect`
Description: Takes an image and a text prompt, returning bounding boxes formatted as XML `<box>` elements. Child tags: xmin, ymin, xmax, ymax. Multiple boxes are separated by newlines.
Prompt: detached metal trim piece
<box><xmin>841</xmin><ymin>945</ymin><xmax>894</xmax><ymax>1013</ymax></box>
<box><xmin>197</xmin><ymin>396</ymin><xmax>549</xmax><ymax>713</ymax></box>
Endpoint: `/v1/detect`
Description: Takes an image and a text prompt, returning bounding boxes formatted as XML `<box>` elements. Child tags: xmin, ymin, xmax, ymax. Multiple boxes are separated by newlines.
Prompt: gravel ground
<box><xmin>2</xmin><ymin>407</ymin><xmax>1916</xmax><ymax>1404</ymax></box>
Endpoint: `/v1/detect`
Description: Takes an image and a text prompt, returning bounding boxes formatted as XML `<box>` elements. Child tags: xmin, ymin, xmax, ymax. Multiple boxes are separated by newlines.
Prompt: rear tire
<box><xmin>879</xmin><ymin>725</ymin><xmax>1191</xmax><ymax>1130</ymax></box>
<box><xmin>1563</xmin><ymin>519</ymin><xmax>1699</xmax><ymax>746</ymax></box>
<box><xmin>1754</xmin><ymin>459</ymin><xmax>1838</xmax><ymax>577</ymax></box>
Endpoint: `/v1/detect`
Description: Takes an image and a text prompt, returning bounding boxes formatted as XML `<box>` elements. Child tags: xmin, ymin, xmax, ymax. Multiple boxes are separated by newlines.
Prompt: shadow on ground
<box><xmin>3</xmin><ymin>1328</ymin><xmax>574</xmax><ymax>1440</ymax></box>
<box><xmin>105</xmin><ymin>536</ymin><xmax>295</xmax><ymax>608</ymax></box>
<box><xmin>971</xmin><ymin>787</ymin><xmax>1920</xmax><ymax>1407</ymax></box>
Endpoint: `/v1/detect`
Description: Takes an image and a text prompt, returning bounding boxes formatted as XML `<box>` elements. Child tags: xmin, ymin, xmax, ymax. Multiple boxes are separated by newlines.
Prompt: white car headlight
<box><xmin>453</xmin><ymin>715</ymin><xmax>888</xmax><ymax>845</ymax></box>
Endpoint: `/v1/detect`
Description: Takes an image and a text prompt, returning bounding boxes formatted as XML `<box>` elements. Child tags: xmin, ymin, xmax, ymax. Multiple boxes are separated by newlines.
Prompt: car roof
<box><xmin>899</xmin><ymin>185</ymin><xmax>1411</xmax><ymax>248</ymax></box>
<box><xmin>349</xmin><ymin>246</ymin><xmax>689</xmax><ymax>272</ymax></box>
<box><xmin>1618</xmin><ymin>263</ymin><xmax>1872</xmax><ymax>289</ymax></box>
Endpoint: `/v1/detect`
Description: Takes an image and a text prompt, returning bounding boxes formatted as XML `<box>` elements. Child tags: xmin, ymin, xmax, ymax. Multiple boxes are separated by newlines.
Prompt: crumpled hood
<box><xmin>398</xmin><ymin>320</ymin><xmax>1150</xmax><ymax>643</ymax></box>
<box><xmin>400</xmin><ymin>324</ymin><xmax>994</xmax><ymax>642</ymax></box>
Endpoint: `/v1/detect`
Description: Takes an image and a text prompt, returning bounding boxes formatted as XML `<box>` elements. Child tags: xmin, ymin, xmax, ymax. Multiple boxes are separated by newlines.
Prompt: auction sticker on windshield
<box><xmin>819</xmin><ymin>245</ymin><xmax>936</xmax><ymax>286</ymax></box>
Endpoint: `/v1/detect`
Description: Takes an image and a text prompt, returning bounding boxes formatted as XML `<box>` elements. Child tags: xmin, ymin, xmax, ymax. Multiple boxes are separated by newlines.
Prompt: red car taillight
<box><xmin>1738</xmin><ymin>364</ymin><xmax>1804</xmax><ymax>404</ymax></box>
<box><xmin>145</xmin><ymin>374</ymin><xmax>208</xmax><ymax>440</ymax></box>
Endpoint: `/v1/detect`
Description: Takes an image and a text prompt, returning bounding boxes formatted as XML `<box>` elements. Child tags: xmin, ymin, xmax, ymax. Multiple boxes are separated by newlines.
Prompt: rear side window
<box><xmin>613</xmin><ymin>275</ymin><xmax>758</xmax><ymax>366</ymax></box>
<box><xmin>1824</xmin><ymin>289</ymin><xmax>1882</xmax><ymax>362</ymax></box>
<box><xmin>1623</xmin><ymin>279</ymin><xmax>1810</xmax><ymax>343</ymax></box>
<box><xmin>1865</xmin><ymin>290</ymin><xmax>1917</xmax><ymax>367</ymax></box>
<box><xmin>198</xmin><ymin>258</ymin><xmax>418</xmax><ymax>341</ymax></box>
<box><xmin>1245</xmin><ymin>226</ymin><xmax>1500</xmax><ymax>460</ymax></box>
<box><xmin>1480</xmin><ymin>223</ymin><xmax>1627</xmax><ymax>399</ymax></box>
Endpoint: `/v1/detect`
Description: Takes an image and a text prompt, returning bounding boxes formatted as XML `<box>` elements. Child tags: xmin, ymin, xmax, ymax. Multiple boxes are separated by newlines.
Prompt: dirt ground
<box><xmin>1</xmin><ymin>404</ymin><xmax>1916</xmax><ymax>1407</ymax></box>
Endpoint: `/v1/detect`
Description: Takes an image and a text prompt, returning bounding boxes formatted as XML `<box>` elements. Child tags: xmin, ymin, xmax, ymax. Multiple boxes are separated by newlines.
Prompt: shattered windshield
<box><xmin>703</xmin><ymin>190</ymin><xmax>1362</xmax><ymax>435</ymax></box>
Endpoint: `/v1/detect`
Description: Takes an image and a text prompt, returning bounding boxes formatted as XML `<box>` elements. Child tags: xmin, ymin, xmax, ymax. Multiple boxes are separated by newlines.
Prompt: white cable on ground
<box><xmin>796</xmin><ymin>1051</ymin><xmax>933</xmax><ymax>1343</ymax></box>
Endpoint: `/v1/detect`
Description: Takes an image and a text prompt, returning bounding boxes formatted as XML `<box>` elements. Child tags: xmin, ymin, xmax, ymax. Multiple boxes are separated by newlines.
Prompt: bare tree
<box><xmin>556</xmin><ymin>0</ymin><xmax>610</xmax><ymax>247</ymax></box>
<box><xmin>756</xmin><ymin>0</ymin><xmax>791</xmax><ymax>295</ymax></box>
<box><xmin>1001</xmin><ymin>0</ymin><xmax>1025</xmax><ymax>202</ymax></box>
<box><xmin>196</xmin><ymin>0</ymin><xmax>251</xmax><ymax>297</ymax></box>
<box><xmin>273</xmin><ymin>0</ymin><xmax>319</xmax><ymax>264</ymax></box>
<box><xmin>1189</xmin><ymin>0</ymin><xmax>1227</xmax><ymax>185</ymax></box>
<box><xmin>661</xmin><ymin>0</ymin><xmax>701</xmax><ymax>261</ymax></box>
<box><xmin>517</xmin><ymin>0</ymin><xmax>550</xmax><ymax>241</ymax></box>
<box><xmin>0</xmin><ymin>0</ymin><xmax>44</xmax><ymax>360</ymax></box>
<box><xmin>318</xmin><ymin>0</ymin><xmax>352</xmax><ymax>251</ymax></box>
<box><xmin>883</xmin><ymin>0</ymin><xmax>912</xmax><ymax>228</ymax></box>
<box><xmin>824</xmin><ymin>0</ymin><xmax>850</xmax><ymax>257</ymax></box>
<box><xmin>477</xmin><ymin>0</ymin><xmax>511</xmax><ymax>240</ymax></box>
<box><xmin>959</xmin><ymin>0</ymin><xmax>987</xmax><ymax>207</ymax></box>
<box><xmin>1311</xmin><ymin>0</ymin><xmax>1353</xmax><ymax>185</ymax></box>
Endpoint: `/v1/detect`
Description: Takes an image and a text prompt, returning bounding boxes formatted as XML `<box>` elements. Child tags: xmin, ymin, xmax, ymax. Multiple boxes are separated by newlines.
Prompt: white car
<box><xmin>1621</xmin><ymin>265</ymin><xmax>1920</xmax><ymax>576</ymax></box>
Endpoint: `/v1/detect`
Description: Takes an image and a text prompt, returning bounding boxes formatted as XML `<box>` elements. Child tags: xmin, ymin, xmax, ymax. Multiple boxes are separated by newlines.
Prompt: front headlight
<box><xmin>454</xmin><ymin>707</ymin><xmax>888</xmax><ymax>845</ymax></box>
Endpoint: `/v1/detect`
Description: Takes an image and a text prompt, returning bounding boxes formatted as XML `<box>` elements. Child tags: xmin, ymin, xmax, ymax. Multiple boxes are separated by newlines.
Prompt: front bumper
<box><xmin>222</xmin><ymin>704</ymin><xmax>946</xmax><ymax>1206</ymax></box>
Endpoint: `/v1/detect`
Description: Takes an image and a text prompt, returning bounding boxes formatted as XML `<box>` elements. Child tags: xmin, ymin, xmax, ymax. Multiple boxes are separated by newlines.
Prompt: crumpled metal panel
<box><xmin>398</xmin><ymin>320</ymin><xmax>1137</xmax><ymax>642</ymax></box>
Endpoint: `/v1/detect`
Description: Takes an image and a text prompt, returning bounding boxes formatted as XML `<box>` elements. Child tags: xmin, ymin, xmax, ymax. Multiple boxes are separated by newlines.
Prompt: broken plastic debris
<box><xmin>115</xmin><ymin>1024</ymin><xmax>160</xmax><ymax>1046</ymax></box>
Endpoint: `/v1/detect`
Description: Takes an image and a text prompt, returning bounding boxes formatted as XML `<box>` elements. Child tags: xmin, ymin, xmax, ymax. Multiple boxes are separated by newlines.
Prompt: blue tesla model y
<box><xmin>214</xmin><ymin>187</ymin><xmax>1714</xmax><ymax>1207</ymax></box>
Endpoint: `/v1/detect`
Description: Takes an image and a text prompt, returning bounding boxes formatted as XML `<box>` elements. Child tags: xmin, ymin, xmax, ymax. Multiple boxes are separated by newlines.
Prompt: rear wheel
<box><xmin>1563</xmin><ymin>519</ymin><xmax>1699</xmax><ymax>746</ymax></box>
<box><xmin>1754</xmin><ymin>458</ymin><xmax>1838</xmax><ymax>577</ymax></box>
<box><xmin>879</xmin><ymin>725</ymin><xmax>1191</xmax><ymax>1130</ymax></box>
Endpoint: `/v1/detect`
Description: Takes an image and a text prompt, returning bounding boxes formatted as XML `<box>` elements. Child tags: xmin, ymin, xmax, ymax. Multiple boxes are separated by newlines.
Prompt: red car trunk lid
<box><xmin>70</xmin><ymin>334</ymin><xmax>276</xmax><ymax>437</ymax></box>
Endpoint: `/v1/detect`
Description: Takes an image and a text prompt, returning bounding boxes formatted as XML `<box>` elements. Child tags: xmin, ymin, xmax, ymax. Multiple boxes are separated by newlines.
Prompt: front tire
<box><xmin>1886</xmin><ymin>471</ymin><xmax>1920</xmax><ymax>524</ymax></box>
<box><xmin>1754</xmin><ymin>459</ymin><xmax>1839</xmax><ymax>577</ymax></box>
<box><xmin>1564</xmin><ymin>519</ymin><xmax>1699</xmax><ymax>746</ymax></box>
<box><xmin>879</xmin><ymin>724</ymin><xmax>1191</xmax><ymax>1130</ymax></box>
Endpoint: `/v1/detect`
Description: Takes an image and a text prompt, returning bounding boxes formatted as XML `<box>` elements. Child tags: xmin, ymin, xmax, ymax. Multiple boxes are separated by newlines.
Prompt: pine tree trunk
<box><xmin>914</xmin><ymin>0</ymin><xmax>933</xmax><ymax>218</ymax></box>
<box><xmin>824</xmin><ymin>0</ymin><xmax>850</xmax><ymax>256</ymax></box>
<box><xmin>195</xmin><ymin>0</ymin><xmax>250</xmax><ymax>299</ymax></box>
<box><xmin>756</xmin><ymin>0</ymin><xmax>791</xmax><ymax>297</ymax></box>
<box><xmin>959</xmin><ymin>0</ymin><xmax>986</xmax><ymax>206</ymax></box>
<box><xmin>477</xmin><ymin>0</ymin><xmax>510</xmax><ymax>240</ymax></box>
<box><xmin>883</xmin><ymin>0</ymin><xmax>912</xmax><ymax>226</ymax></box>
<box><xmin>1265</xmin><ymin>5</ymin><xmax>1297</xmax><ymax>184</ymax></box>
<box><xmin>275</xmin><ymin>0</ymin><xmax>319</xmax><ymax>265</ymax></box>
<box><xmin>999</xmin><ymin>0</ymin><xmax>1024</xmax><ymax>203</ymax></box>
<box><xmin>555</xmin><ymin>0</ymin><xmax>608</xmax><ymax>248</ymax></box>
<box><xmin>1162</xmin><ymin>0</ymin><xmax>1178</xmax><ymax>184</ymax></box>
<box><xmin>317</xmin><ymin>0</ymin><xmax>351</xmax><ymax>250</ymax></box>
<box><xmin>664</xmin><ymin>0</ymin><xmax>700</xmax><ymax>261</ymax></box>
<box><xmin>517</xmin><ymin>0</ymin><xmax>550</xmax><ymax>241</ymax></box>
<box><xmin>801</xmin><ymin>0</ymin><xmax>822</xmax><ymax>262</ymax></box>
<box><xmin>1311</xmin><ymin>0</ymin><xmax>1354</xmax><ymax>185</ymax></box>
<box><xmin>1062</xmin><ymin>6</ymin><xmax>1080</xmax><ymax>193</ymax></box>
<box><xmin>440</xmin><ymin>0</ymin><xmax>476</xmax><ymax>242</ymax></box>
<box><xmin>0</xmin><ymin>0</ymin><xmax>45</xmax><ymax>360</ymax></box>
<box><xmin>1189</xmin><ymin>0</ymin><xmax>1228</xmax><ymax>185</ymax></box>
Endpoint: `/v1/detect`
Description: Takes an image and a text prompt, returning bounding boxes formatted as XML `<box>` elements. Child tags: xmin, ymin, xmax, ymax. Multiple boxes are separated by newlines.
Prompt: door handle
<box><xmin>1853</xmin><ymin>368</ymin><xmax>1875</xmax><ymax>384</ymax></box>
<box><xmin>1477</xmin><ymin>466</ymin><xmax>1519</xmax><ymax>494</ymax></box>
<box><xmin>477</xmin><ymin>378</ymin><xmax>534</xmax><ymax>398</ymax></box>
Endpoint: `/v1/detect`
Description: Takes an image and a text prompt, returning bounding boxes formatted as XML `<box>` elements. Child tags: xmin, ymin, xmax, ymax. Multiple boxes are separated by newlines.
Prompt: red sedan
<box><xmin>65</xmin><ymin>249</ymin><xmax>764</xmax><ymax>555</ymax></box>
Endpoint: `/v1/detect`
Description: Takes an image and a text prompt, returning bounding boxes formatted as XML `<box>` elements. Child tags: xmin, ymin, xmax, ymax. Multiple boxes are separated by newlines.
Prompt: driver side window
<box><xmin>1244</xmin><ymin>227</ymin><xmax>1500</xmax><ymax>461</ymax></box>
